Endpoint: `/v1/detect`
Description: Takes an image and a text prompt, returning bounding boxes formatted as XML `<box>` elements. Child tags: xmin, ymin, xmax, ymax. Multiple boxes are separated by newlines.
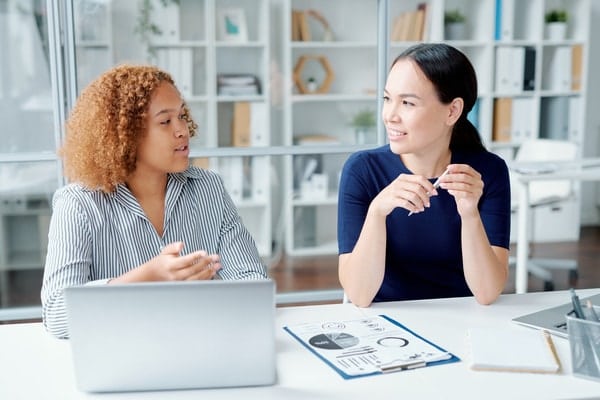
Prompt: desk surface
<box><xmin>1</xmin><ymin>289</ymin><xmax>600</xmax><ymax>399</ymax></box>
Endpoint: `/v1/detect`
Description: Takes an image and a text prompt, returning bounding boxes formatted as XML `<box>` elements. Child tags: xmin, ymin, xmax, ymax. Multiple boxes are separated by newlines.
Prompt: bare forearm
<box><xmin>339</xmin><ymin>210</ymin><xmax>388</xmax><ymax>307</ymax></box>
<box><xmin>109</xmin><ymin>264</ymin><xmax>152</xmax><ymax>284</ymax></box>
<box><xmin>461</xmin><ymin>214</ymin><xmax>509</xmax><ymax>304</ymax></box>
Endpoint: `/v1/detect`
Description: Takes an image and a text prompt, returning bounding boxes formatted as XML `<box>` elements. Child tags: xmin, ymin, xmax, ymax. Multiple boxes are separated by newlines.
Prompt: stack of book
<box><xmin>390</xmin><ymin>3</ymin><xmax>428</xmax><ymax>42</ymax></box>
<box><xmin>291</xmin><ymin>9</ymin><xmax>311</xmax><ymax>41</ymax></box>
<box><xmin>217</xmin><ymin>74</ymin><xmax>261</xmax><ymax>96</ymax></box>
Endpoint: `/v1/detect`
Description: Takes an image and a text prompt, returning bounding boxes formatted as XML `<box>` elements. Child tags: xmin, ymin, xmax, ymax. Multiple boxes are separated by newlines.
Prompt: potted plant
<box><xmin>444</xmin><ymin>9</ymin><xmax>466</xmax><ymax>40</ymax></box>
<box><xmin>350</xmin><ymin>109</ymin><xmax>376</xmax><ymax>144</ymax></box>
<box><xmin>545</xmin><ymin>9</ymin><xmax>568</xmax><ymax>40</ymax></box>
<box><xmin>134</xmin><ymin>0</ymin><xmax>180</xmax><ymax>61</ymax></box>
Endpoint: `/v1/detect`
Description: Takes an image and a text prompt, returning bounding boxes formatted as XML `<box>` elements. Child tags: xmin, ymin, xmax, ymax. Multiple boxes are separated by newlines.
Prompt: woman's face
<box><xmin>382</xmin><ymin>59</ymin><xmax>456</xmax><ymax>156</ymax></box>
<box><xmin>136</xmin><ymin>82</ymin><xmax>190</xmax><ymax>176</ymax></box>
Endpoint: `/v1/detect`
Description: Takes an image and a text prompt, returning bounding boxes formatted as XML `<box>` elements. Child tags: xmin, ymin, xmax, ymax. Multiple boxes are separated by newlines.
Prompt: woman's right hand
<box><xmin>370</xmin><ymin>173</ymin><xmax>437</xmax><ymax>217</ymax></box>
<box><xmin>111</xmin><ymin>242</ymin><xmax>221</xmax><ymax>284</ymax></box>
<box><xmin>147</xmin><ymin>242</ymin><xmax>221</xmax><ymax>281</ymax></box>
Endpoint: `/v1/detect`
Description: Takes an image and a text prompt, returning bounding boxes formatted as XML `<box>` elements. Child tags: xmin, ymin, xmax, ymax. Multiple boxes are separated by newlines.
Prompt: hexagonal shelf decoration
<box><xmin>293</xmin><ymin>55</ymin><xmax>334</xmax><ymax>94</ymax></box>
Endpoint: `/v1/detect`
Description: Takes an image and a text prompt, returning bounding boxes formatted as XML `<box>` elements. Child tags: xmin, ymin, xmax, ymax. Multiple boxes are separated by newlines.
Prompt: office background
<box><xmin>1</xmin><ymin>0</ymin><xmax>599</xmax><ymax>319</ymax></box>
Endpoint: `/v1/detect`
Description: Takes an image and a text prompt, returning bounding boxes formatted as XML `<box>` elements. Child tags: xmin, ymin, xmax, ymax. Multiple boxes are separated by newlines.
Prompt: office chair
<box><xmin>509</xmin><ymin>139</ymin><xmax>579</xmax><ymax>291</ymax></box>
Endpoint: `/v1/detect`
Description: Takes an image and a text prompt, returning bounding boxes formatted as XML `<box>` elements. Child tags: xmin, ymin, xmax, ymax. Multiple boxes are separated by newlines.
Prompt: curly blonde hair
<box><xmin>60</xmin><ymin>64</ymin><xmax>197</xmax><ymax>193</ymax></box>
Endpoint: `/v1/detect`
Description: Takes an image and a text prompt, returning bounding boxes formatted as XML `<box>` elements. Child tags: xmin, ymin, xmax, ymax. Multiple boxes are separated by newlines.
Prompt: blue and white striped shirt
<box><xmin>41</xmin><ymin>166</ymin><xmax>267</xmax><ymax>338</ymax></box>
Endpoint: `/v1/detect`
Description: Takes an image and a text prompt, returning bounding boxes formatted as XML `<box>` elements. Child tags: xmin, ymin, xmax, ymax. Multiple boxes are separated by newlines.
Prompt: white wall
<box><xmin>581</xmin><ymin>0</ymin><xmax>600</xmax><ymax>225</ymax></box>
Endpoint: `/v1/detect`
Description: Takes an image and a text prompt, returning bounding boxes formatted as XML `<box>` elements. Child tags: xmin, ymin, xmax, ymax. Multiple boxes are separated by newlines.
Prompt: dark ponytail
<box><xmin>450</xmin><ymin>115</ymin><xmax>484</xmax><ymax>152</ymax></box>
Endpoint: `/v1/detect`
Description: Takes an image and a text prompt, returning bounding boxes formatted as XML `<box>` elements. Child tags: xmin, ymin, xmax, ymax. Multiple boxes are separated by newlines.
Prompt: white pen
<box><xmin>407</xmin><ymin>168</ymin><xmax>450</xmax><ymax>216</ymax></box>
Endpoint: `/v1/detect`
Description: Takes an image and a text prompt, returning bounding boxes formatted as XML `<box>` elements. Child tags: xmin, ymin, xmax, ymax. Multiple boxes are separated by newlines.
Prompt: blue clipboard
<box><xmin>284</xmin><ymin>314</ymin><xmax>460</xmax><ymax>379</ymax></box>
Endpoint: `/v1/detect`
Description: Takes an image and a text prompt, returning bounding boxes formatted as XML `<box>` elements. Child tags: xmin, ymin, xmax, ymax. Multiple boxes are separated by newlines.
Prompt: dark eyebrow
<box><xmin>383</xmin><ymin>89</ymin><xmax>421</xmax><ymax>100</ymax></box>
<box><xmin>153</xmin><ymin>102</ymin><xmax>185</xmax><ymax>117</ymax></box>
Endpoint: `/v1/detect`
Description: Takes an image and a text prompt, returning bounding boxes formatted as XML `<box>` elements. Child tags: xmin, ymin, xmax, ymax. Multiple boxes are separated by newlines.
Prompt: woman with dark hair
<box><xmin>338</xmin><ymin>43</ymin><xmax>510</xmax><ymax>307</ymax></box>
<box><xmin>41</xmin><ymin>64</ymin><xmax>267</xmax><ymax>338</ymax></box>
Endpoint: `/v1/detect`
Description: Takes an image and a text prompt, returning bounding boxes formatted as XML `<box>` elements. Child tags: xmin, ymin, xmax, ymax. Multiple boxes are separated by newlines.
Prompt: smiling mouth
<box><xmin>388</xmin><ymin>129</ymin><xmax>407</xmax><ymax>137</ymax></box>
<box><xmin>175</xmin><ymin>145</ymin><xmax>188</xmax><ymax>152</ymax></box>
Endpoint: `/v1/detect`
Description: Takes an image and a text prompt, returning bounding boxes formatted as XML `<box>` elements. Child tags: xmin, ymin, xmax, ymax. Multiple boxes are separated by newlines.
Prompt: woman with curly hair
<box><xmin>41</xmin><ymin>64</ymin><xmax>268</xmax><ymax>338</ymax></box>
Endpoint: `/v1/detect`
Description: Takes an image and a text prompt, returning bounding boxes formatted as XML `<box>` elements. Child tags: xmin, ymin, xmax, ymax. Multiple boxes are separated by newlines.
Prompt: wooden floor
<box><xmin>270</xmin><ymin>225</ymin><xmax>600</xmax><ymax>296</ymax></box>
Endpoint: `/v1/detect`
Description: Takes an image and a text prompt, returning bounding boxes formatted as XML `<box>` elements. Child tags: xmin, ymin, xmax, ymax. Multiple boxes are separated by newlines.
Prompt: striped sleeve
<box><xmin>213</xmin><ymin>175</ymin><xmax>268</xmax><ymax>280</ymax></box>
<box><xmin>41</xmin><ymin>189</ymin><xmax>93</xmax><ymax>339</ymax></box>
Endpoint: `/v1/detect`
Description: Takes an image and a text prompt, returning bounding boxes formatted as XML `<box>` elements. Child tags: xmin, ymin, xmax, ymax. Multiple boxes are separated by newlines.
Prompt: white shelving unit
<box><xmin>210</xmin><ymin>0</ymin><xmax>272</xmax><ymax>257</ymax></box>
<box><xmin>280</xmin><ymin>0</ymin><xmax>589</xmax><ymax>255</ymax></box>
<box><xmin>72</xmin><ymin>0</ymin><xmax>273</xmax><ymax>257</ymax></box>
<box><xmin>395</xmin><ymin>0</ymin><xmax>589</xmax><ymax>243</ymax></box>
<box><xmin>282</xmin><ymin>0</ymin><xmax>380</xmax><ymax>256</ymax></box>
<box><xmin>69</xmin><ymin>0</ymin><xmax>590</xmax><ymax>258</ymax></box>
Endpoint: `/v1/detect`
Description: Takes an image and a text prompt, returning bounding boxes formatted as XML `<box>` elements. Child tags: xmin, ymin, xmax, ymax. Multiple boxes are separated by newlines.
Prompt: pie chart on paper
<box><xmin>308</xmin><ymin>332</ymin><xmax>359</xmax><ymax>350</ymax></box>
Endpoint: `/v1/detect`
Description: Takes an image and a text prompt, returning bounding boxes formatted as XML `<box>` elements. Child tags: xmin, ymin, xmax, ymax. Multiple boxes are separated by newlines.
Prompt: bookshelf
<box><xmin>280</xmin><ymin>0</ymin><xmax>590</xmax><ymax>256</ymax></box>
<box><xmin>282</xmin><ymin>0</ymin><xmax>380</xmax><ymax>255</ymax></box>
<box><xmin>98</xmin><ymin>0</ymin><xmax>273</xmax><ymax>257</ymax></box>
<box><xmin>68</xmin><ymin>0</ymin><xmax>590</xmax><ymax>259</ymax></box>
<box><xmin>390</xmin><ymin>0</ymin><xmax>589</xmax><ymax>244</ymax></box>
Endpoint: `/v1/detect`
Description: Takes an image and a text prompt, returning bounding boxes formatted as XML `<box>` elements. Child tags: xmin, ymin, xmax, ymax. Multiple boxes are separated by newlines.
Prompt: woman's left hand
<box><xmin>437</xmin><ymin>164</ymin><xmax>483</xmax><ymax>218</ymax></box>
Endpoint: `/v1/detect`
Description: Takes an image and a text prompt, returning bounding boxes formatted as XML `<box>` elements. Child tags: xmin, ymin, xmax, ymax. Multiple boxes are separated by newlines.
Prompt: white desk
<box><xmin>1</xmin><ymin>289</ymin><xmax>600</xmax><ymax>399</ymax></box>
<box><xmin>512</xmin><ymin>159</ymin><xmax>600</xmax><ymax>293</ymax></box>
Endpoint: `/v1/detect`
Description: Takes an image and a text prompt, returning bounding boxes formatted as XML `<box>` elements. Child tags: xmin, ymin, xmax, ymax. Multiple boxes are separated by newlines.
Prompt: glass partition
<box><xmin>0</xmin><ymin>0</ymin><xmax>389</xmax><ymax>319</ymax></box>
<box><xmin>0</xmin><ymin>0</ymin><xmax>56</xmax><ymax>316</ymax></box>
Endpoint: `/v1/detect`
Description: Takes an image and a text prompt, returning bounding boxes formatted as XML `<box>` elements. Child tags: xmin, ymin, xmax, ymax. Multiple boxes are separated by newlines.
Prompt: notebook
<box><xmin>512</xmin><ymin>293</ymin><xmax>600</xmax><ymax>338</ymax></box>
<box><xmin>468</xmin><ymin>327</ymin><xmax>561</xmax><ymax>374</ymax></box>
<box><xmin>64</xmin><ymin>279</ymin><xmax>276</xmax><ymax>392</ymax></box>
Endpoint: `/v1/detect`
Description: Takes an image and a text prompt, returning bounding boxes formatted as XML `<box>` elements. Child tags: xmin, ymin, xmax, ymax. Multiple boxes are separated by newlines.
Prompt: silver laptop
<box><xmin>65</xmin><ymin>280</ymin><xmax>276</xmax><ymax>392</ymax></box>
<box><xmin>512</xmin><ymin>293</ymin><xmax>600</xmax><ymax>338</ymax></box>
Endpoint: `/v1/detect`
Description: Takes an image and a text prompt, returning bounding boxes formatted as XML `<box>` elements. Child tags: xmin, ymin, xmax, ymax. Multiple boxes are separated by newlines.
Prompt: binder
<box><xmin>467</xmin><ymin>98</ymin><xmax>480</xmax><ymax>130</ymax></box>
<box><xmin>232</xmin><ymin>102</ymin><xmax>251</xmax><ymax>147</ymax></box>
<box><xmin>250</xmin><ymin>102</ymin><xmax>268</xmax><ymax>146</ymax></box>
<box><xmin>523</xmin><ymin>46</ymin><xmax>536</xmax><ymax>91</ymax></box>
<box><xmin>568</xmin><ymin>96</ymin><xmax>582</xmax><ymax>143</ymax></box>
<box><xmin>544</xmin><ymin>46</ymin><xmax>572</xmax><ymax>92</ymax></box>
<box><xmin>495</xmin><ymin>0</ymin><xmax>514</xmax><ymax>41</ymax></box>
<box><xmin>251</xmin><ymin>156</ymin><xmax>269</xmax><ymax>202</ymax></box>
<box><xmin>510</xmin><ymin>97</ymin><xmax>534</xmax><ymax>143</ymax></box>
<box><xmin>175</xmin><ymin>48</ymin><xmax>193</xmax><ymax>98</ymax></box>
<box><xmin>218</xmin><ymin>157</ymin><xmax>244</xmax><ymax>202</ymax></box>
<box><xmin>492</xmin><ymin>98</ymin><xmax>512</xmax><ymax>142</ymax></box>
<box><xmin>571</xmin><ymin>44</ymin><xmax>583</xmax><ymax>91</ymax></box>
<box><xmin>540</xmin><ymin>97</ymin><xmax>568</xmax><ymax>140</ymax></box>
<box><xmin>510</xmin><ymin>46</ymin><xmax>525</xmax><ymax>93</ymax></box>
<box><xmin>494</xmin><ymin>47</ymin><xmax>514</xmax><ymax>94</ymax></box>
<box><xmin>231</xmin><ymin>102</ymin><xmax>268</xmax><ymax>147</ymax></box>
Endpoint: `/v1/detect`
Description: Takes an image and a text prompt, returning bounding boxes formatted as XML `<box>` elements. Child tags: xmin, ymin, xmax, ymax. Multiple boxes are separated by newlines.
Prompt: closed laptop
<box><xmin>65</xmin><ymin>279</ymin><xmax>276</xmax><ymax>392</ymax></box>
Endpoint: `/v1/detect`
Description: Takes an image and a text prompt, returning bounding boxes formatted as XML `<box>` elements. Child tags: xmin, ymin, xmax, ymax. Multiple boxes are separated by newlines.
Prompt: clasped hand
<box><xmin>144</xmin><ymin>241</ymin><xmax>221</xmax><ymax>281</ymax></box>
<box><xmin>370</xmin><ymin>164</ymin><xmax>483</xmax><ymax>217</ymax></box>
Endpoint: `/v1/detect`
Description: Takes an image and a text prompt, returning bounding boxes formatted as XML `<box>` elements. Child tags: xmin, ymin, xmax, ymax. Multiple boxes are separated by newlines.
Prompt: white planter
<box><xmin>444</xmin><ymin>22</ymin><xmax>467</xmax><ymax>40</ymax></box>
<box><xmin>546</xmin><ymin>22</ymin><xmax>567</xmax><ymax>40</ymax></box>
<box><xmin>354</xmin><ymin>127</ymin><xmax>375</xmax><ymax>145</ymax></box>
